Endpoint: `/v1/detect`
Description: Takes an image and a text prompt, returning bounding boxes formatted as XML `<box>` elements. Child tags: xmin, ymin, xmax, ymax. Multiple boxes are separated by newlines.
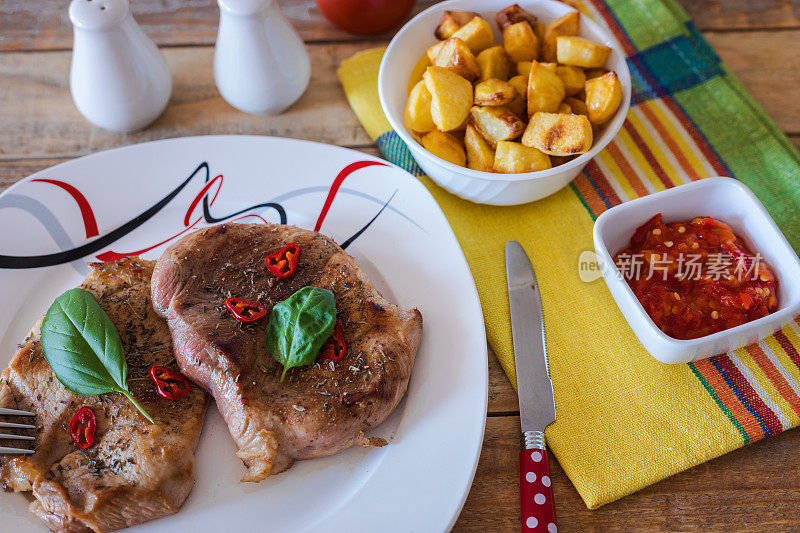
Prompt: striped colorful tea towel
<box><xmin>337</xmin><ymin>0</ymin><xmax>800</xmax><ymax>509</ymax></box>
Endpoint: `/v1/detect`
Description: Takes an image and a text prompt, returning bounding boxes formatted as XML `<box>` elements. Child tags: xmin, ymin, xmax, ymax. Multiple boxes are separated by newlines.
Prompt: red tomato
<box><xmin>316</xmin><ymin>0</ymin><xmax>415</xmax><ymax>35</ymax></box>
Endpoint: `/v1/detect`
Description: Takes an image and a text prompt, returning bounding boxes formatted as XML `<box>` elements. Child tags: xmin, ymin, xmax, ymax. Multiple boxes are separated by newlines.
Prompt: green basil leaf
<box><xmin>40</xmin><ymin>288</ymin><xmax>154</xmax><ymax>422</ymax></box>
<box><xmin>266</xmin><ymin>286</ymin><xmax>337</xmax><ymax>381</ymax></box>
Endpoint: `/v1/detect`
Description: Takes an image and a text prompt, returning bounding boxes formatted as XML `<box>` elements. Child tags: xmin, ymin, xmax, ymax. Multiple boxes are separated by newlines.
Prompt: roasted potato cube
<box><xmin>521</xmin><ymin>112</ymin><xmax>593</xmax><ymax>156</ymax></box>
<box><xmin>556</xmin><ymin>65</ymin><xmax>587</xmax><ymax>96</ymax></box>
<box><xmin>496</xmin><ymin>4</ymin><xmax>537</xmax><ymax>30</ymax></box>
<box><xmin>493</xmin><ymin>141</ymin><xmax>551</xmax><ymax>173</ymax></box>
<box><xmin>435</xmin><ymin>11</ymin><xmax>478</xmax><ymax>40</ymax></box>
<box><xmin>508</xmin><ymin>74</ymin><xmax>527</xmax><ymax>96</ymax></box>
<box><xmin>527</xmin><ymin>61</ymin><xmax>565</xmax><ymax>115</ymax></box>
<box><xmin>506</xmin><ymin>74</ymin><xmax>528</xmax><ymax>117</ymax></box>
<box><xmin>533</xmin><ymin>21</ymin><xmax>546</xmax><ymax>42</ymax></box>
<box><xmin>451</xmin><ymin>114</ymin><xmax>470</xmax><ymax>133</ymax></box>
<box><xmin>505</xmin><ymin>97</ymin><xmax>526</xmax><ymax>119</ymax></box>
<box><xmin>542</xmin><ymin>11</ymin><xmax>579</xmax><ymax>62</ymax></box>
<box><xmin>464</xmin><ymin>124</ymin><xmax>495</xmax><ymax>171</ymax></box>
<box><xmin>404</xmin><ymin>80</ymin><xmax>435</xmax><ymax>132</ymax></box>
<box><xmin>585</xmin><ymin>71</ymin><xmax>622</xmax><ymax>124</ymax></box>
<box><xmin>539</xmin><ymin>62</ymin><xmax>557</xmax><ymax>73</ymax></box>
<box><xmin>557</xmin><ymin>102</ymin><xmax>572</xmax><ymax>114</ymax></box>
<box><xmin>432</xmin><ymin>37</ymin><xmax>481</xmax><ymax>82</ymax></box>
<box><xmin>502</xmin><ymin>21</ymin><xmax>540</xmax><ymax>63</ymax></box>
<box><xmin>556</xmin><ymin>36</ymin><xmax>611</xmax><ymax>68</ymax></box>
<box><xmin>474</xmin><ymin>78</ymin><xmax>517</xmax><ymax>106</ymax></box>
<box><xmin>468</xmin><ymin>105</ymin><xmax>525</xmax><ymax>147</ymax></box>
<box><xmin>421</xmin><ymin>129</ymin><xmax>466</xmax><ymax>166</ymax></box>
<box><xmin>517</xmin><ymin>60</ymin><xmax>532</xmax><ymax>78</ymax></box>
<box><xmin>408</xmin><ymin>53</ymin><xmax>431</xmax><ymax>94</ymax></box>
<box><xmin>564</xmin><ymin>96</ymin><xmax>588</xmax><ymax>116</ymax></box>
<box><xmin>452</xmin><ymin>16</ymin><xmax>495</xmax><ymax>54</ymax></box>
<box><xmin>424</xmin><ymin>66</ymin><xmax>474</xmax><ymax>131</ymax></box>
<box><xmin>427</xmin><ymin>41</ymin><xmax>446</xmax><ymax>62</ymax></box>
<box><xmin>476</xmin><ymin>46</ymin><xmax>513</xmax><ymax>81</ymax></box>
<box><xmin>585</xmin><ymin>68</ymin><xmax>609</xmax><ymax>79</ymax></box>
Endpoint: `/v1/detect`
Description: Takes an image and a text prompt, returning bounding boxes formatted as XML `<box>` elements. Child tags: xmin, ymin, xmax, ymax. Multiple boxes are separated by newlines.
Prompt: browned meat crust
<box><xmin>151</xmin><ymin>223</ymin><xmax>422</xmax><ymax>482</ymax></box>
<box><xmin>0</xmin><ymin>258</ymin><xmax>208</xmax><ymax>532</ymax></box>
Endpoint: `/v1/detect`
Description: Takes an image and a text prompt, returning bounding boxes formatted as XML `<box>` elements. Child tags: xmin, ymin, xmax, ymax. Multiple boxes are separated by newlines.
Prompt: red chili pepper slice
<box><xmin>224</xmin><ymin>297</ymin><xmax>268</xmax><ymax>323</ymax></box>
<box><xmin>319</xmin><ymin>321</ymin><xmax>347</xmax><ymax>362</ymax></box>
<box><xmin>630</xmin><ymin>213</ymin><xmax>662</xmax><ymax>247</ymax></box>
<box><xmin>266</xmin><ymin>244</ymin><xmax>301</xmax><ymax>279</ymax></box>
<box><xmin>69</xmin><ymin>406</ymin><xmax>96</xmax><ymax>450</ymax></box>
<box><xmin>148</xmin><ymin>366</ymin><xmax>191</xmax><ymax>400</ymax></box>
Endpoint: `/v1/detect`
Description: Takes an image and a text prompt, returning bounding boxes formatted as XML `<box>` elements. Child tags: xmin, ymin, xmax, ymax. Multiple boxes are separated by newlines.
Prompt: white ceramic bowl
<box><xmin>378</xmin><ymin>0</ymin><xmax>631</xmax><ymax>206</ymax></box>
<box><xmin>593</xmin><ymin>177</ymin><xmax>800</xmax><ymax>364</ymax></box>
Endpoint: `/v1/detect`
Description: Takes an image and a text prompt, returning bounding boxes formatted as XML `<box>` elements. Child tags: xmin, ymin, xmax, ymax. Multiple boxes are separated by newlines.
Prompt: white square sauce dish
<box><xmin>593</xmin><ymin>177</ymin><xmax>800</xmax><ymax>364</ymax></box>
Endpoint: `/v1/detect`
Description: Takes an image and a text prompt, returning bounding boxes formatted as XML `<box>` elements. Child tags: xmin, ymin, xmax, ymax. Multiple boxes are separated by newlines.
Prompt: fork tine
<box><xmin>0</xmin><ymin>421</ymin><xmax>36</xmax><ymax>429</ymax></box>
<box><xmin>0</xmin><ymin>446</ymin><xmax>34</xmax><ymax>454</ymax></box>
<box><xmin>0</xmin><ymin>433</ymin><xmax>35</xmax><ymax>440</ymax></box>
<box><xmin>0</xmin><ymin>408</ymin><xmax>35</xmax><ymax>417</ymax></box>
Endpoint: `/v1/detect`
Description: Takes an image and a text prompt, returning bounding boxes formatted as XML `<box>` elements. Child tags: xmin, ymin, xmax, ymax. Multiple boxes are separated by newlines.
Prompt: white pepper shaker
<box><xmin>68</xmin><ymin>0</ymin><xmax>172</xmax><ymax>133</ymax></box>
<box><xmin>214</xmin><ymin>0</ymin><xmax>311</xmax><ymax>115</ymax></box>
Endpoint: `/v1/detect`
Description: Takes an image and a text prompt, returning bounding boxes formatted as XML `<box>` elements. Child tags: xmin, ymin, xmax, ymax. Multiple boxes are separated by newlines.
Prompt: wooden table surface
<box><xmin>2</xmin><ymin>0</ymin><xmax>800</xmax><ymax>530</ymax></box>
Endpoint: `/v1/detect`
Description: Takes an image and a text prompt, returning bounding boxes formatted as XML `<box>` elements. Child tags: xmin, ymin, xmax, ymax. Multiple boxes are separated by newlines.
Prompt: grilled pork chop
<box><xmin>151</xmin><ymin>223</ymin><xmax>422</xmax><ymax>482</ymax></box>
<box><xmin>0</xmin><ymin>258</ymin><xmax>208</xmax><ymax>532</ymax></box>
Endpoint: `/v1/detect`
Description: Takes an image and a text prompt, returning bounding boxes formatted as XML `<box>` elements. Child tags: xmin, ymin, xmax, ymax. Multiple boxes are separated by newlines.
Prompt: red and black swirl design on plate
<box><xmin>0</xmin><ymin>159</ymin><xmax>396</xmax><ymax>269</ymax></box>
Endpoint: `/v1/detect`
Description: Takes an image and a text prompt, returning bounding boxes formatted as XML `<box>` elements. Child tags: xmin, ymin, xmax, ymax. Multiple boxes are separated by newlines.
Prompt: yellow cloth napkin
<box><xmin>337</xmin><ymin>35</ymin><xmax>800</xmax><ymax>508</ymax></box>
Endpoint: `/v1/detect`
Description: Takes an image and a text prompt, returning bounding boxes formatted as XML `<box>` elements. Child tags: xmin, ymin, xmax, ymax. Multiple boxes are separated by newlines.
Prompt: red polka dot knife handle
<box><xmin>520</xmin><ymin>448</ymin><xmax>557</xmax><ymax>532</ymax></box>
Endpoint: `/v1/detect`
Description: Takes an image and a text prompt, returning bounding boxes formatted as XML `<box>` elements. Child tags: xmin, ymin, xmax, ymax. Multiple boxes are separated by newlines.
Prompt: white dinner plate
<box><xmin>0</xmin><ymin>136</ymin><xmax>488</xmax><ymax>533</ymax></box>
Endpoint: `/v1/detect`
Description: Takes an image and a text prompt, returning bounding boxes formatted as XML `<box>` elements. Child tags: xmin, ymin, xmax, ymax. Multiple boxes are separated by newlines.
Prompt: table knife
<box><xmin>506</xmin><ymin>240</ymin><xmax>558</xmax><ymax>533</ymax></box>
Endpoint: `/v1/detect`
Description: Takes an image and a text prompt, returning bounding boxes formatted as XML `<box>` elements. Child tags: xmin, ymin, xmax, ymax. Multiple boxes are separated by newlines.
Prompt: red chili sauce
<box><xmin>613</xmin><ymin>214</ymin><xmax>779</xmax><ymax>340</ymax></box>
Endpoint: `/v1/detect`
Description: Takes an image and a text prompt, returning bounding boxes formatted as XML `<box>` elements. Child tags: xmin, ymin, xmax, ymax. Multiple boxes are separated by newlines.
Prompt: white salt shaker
<box><xmin>214</xmin><ymin>0</ymin><xmax>311</xmax><ymax>115</ymax></box>
<box><xmin>69</xmin><ymin>0</ymin><xmax>172</xmax><ymax>133</ymax></box>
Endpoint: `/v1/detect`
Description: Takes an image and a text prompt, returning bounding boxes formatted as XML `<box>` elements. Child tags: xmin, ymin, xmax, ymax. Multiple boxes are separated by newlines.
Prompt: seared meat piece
<box><xmin>0</xmin><ymin>258</ymin><xmax>208</xmax><ymax>532</ymax></box>
<box><xmin>151</xmin><ymin>223</ymin><xmax>422</xmax><ymax>482</ymax></box>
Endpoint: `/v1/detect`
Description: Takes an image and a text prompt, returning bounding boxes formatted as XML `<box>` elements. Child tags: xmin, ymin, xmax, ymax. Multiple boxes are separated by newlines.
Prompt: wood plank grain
<box><xmin>488</xmin><ymin>345</ymin><xmax>519</xmax><ymax>415</ymax></box>
<box><xmin>0</xmin><ymin>0</ymin><xmax>440</xmax><ymax>52</ymax></box>
<box><xmin>707</xmin><ymin>30</ymin><xmax>800</xmax><ymax>134</ymax></box>
<box><xmin>455</xmin><ymin>415</ymin><xmax>800</xmax><ymax>532</ymax></box>
<box><xmin>0</xmin><ymin>42</ymin><xmax>378</xmax><ymax>159</ymax></box>
<box><xmin>1</xmin><ymin>29</ymin><xmax>798</xmax><ymax>159</ymax></box>
<box><xmin>677</xmin><ymin>0</ymin><xmax>800</xmax><ymax>31</ymax></box>
<box><xmin>0</xmin><ymin>158</ymin><xmax>68</xmax><ymax>190</ymax></box>
<box><xmin>4</xmin><ymin>0</ymin><xmax>799</xmax><ymax>53</ymax></box>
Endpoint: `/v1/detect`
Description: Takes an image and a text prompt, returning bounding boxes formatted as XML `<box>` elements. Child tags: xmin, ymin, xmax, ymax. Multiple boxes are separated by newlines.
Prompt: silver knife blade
<box><xmin>506</xmin><ymin>240</ymin><xmax>556</xmax><ymax>435</ymax></box>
